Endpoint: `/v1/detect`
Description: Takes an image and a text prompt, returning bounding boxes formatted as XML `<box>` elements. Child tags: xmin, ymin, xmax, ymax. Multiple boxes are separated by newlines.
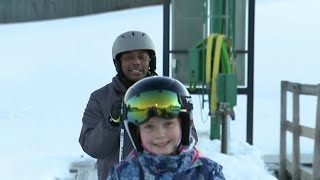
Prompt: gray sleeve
<box><xmin>79</xmin><ymin>91</ymin><xmax>120</xmax><ymax>159</ymax></box>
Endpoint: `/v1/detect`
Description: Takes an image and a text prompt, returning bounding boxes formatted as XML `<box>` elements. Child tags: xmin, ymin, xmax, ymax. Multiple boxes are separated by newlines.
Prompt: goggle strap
<box><xmin>180</xmin><ymin>95</ymin><xmax>193</xmax><ymax>110</ymax></box>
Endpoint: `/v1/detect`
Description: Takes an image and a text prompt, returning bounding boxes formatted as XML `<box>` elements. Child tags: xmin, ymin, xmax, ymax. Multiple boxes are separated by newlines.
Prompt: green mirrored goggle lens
<box><xmin>126</xmin><ymin>90</ymin><xmax>182</xmax><ymax>125</ymax></box>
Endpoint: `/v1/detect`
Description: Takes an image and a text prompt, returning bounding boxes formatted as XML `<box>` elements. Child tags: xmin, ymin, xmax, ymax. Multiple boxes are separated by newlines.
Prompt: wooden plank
<box><xmin>69</xmin><ymin>159</ymin><xmax>98</xmax><ymax>180</ymax></box>
<box><xmin>286</xmin><ymin>120</ymin><xmax>293</xmax><ymax>133</ymax></box>
<box><xmin>287</xmin><ymin>83</ymin><xmax>318</xmax><ymax>96</ymax></box>
<box><xmin>264</xmin><ymin>154</ymin><xmax>314</xmax><ymax>179</ymax></box>
<box><xmin>286</xmin><ymin>121</ymin><xmax>315</xmax><ymax>140</ymax></box>
<box><xmin>300</xmin><ymin>125</ymin><xmax>315</xmax><ymax>139</ymax></box>
<box><xmin>280</xmin><ymin>81</ymin><xmax>288</xmax><ymax>180</ymax></box>
<box><xmin>287</xmin><ymin>154</ymin><xmax>313</xmax><ymax>180</ymax></box>
<box><xmin>313</xmin><ymin>85</ymin><xmax>320</xmax><ymax>180</ymax></box>
<box><xmin>287</xmin><ymin>158</ymin><xmax>313</xmax><ymax>180</ymax></box>
<box><xmin>264</xmin><ymin>154</ymin><xmax>313</xmax><ymax>165</ymax></box>
<box><xmin>300</xmin><ymin>166</ymin><xmax>313</xmax><ymax>180</ymax></box>
<box><xmin>292</xmin><ymin>83</ymin><xmax>301</xmax><ymax>180</ymax></box>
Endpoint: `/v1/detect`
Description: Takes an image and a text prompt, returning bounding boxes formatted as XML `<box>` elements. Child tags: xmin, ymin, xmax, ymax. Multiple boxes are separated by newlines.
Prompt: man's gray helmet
<box><xmin>112</xmin><ymin>31</ymin><xmax>156</xmax><ymax>75</ymax></box>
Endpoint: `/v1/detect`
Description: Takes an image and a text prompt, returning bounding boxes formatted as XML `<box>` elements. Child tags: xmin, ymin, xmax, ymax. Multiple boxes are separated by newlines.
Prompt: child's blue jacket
<box><xmin>107</xmin><ymin>147</ymin><xmax>225</xmax><ymax>180</ymax></box>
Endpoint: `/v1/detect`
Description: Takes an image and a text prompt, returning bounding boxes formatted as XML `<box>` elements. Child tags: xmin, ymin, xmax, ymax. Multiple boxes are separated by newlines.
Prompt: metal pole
<box><xmin>247</xmin><ymin>0</ymin><xmax>255</xmax><ymax>145</ymax></box>
<box><xmin>163</xmin><ymin>0</ymin><xmax>170</xmax><ymax>77</ymax></box>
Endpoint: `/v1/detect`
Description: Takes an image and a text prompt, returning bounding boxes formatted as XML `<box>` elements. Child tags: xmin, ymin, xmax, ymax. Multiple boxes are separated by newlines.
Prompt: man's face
<box><xmin>120</xmin><ymin>50</ymin><xmax>150</xmax><ymax>82</ymax></box>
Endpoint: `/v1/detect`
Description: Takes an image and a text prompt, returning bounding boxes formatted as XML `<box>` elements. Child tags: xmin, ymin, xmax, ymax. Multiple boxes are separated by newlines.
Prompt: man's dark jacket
<box><xmin>79</xmin><ymin>75</ymin><xmax>198</xmax><ymax>180</ymax></box>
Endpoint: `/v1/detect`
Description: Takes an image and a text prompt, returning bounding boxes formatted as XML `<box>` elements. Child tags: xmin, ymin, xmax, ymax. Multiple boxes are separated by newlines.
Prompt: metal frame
<box><xmin>162</xmin><ymin>0</ymin><xmax>255</xmax><ymax>145</ymax></box>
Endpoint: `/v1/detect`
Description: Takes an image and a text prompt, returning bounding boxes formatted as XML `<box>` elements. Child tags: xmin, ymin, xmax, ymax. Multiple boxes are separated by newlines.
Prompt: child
<box><xmin>107</xmin><ymin>76</ymin><xmax>225</xmax><ymax>180</ymax></box>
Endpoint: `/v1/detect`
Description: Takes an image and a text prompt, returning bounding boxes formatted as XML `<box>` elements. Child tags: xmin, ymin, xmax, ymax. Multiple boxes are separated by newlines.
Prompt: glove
<box><xmin>109</xmin><ymin>99</ymin><xmax>123</xmax><ymax>126</ymax></box>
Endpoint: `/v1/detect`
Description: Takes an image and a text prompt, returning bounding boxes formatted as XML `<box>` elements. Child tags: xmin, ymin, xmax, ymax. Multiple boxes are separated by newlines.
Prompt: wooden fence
<box><xmin>280</xmin><ymin>81</ymin><xmax>320</xmax><ymax>180</ymax></box>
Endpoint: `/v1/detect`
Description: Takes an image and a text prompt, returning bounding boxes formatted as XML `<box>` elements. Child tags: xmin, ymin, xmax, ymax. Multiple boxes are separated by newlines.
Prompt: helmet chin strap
<box><xmin>177</xmin><ymin>136</ymin><xmax>195</xmax><ymax>155</ymax></box>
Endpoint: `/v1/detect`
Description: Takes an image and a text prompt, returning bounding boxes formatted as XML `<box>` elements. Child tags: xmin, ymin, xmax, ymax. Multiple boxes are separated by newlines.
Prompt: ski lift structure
<box><xmin>163</xmin><ymin>0</ymin><xmax>255</xmax><ymax>154</ymax></box>
<box><xmin>1</xmin><ymin>0</ymin><xmax>256</xmax><ymax>179</ymax></box>
<box><xmin>1</xmin><ymin>0</ymin><xmax>255</xmax><ymax>148</ymax></box>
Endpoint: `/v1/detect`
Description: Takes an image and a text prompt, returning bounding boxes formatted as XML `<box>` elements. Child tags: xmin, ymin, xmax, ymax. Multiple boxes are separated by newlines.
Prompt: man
<box><xmin>79</xmin><ymin>30</ymin><xmax>198</xmax><ymax>180</ymax></box>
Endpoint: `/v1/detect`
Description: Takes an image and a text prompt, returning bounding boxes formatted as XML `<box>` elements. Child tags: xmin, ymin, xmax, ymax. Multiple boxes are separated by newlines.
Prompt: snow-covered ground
<box><xmin>1</xmin><ymin>0</ymin><xmax>319</xmax><ymax>179</ymax></box>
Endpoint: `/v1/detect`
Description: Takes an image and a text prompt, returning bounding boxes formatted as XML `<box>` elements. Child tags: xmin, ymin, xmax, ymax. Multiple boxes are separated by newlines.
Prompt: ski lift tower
<box><xmin>163</xmin><ymin>0</ymin><xmax>255</xmax><ymax>145</ymax></box>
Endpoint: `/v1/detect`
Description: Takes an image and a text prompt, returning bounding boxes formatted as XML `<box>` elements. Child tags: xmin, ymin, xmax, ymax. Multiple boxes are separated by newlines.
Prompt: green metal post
<box><xmin>209</xmin><ymin>0</ymin><xmax>236</xmax><ymax>140</ymax></box>
<box><xmin>209</xmin><ymin>0</ymin><xmax>223</xmax><ymax>140</ymax></box>
<box><xmin>210</xmin><ymin>111</ymin><xmax>221</xmax><ymax>140</ymax></box>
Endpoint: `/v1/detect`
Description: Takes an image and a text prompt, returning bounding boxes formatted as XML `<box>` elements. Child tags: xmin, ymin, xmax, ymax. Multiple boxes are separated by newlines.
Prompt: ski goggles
<box><xmin>124</xmin><ymin>90</ymin><xmax>187</xmax><ymax>125</ymax></box>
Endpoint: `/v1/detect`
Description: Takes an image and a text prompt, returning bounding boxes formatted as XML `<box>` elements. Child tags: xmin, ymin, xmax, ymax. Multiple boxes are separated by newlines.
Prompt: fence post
<box><xmin>292</xmin><ymin>83</ymin><xmax>301</xmax><ymax>180</ymax></box>
<box><xmin>280</xmin><ymin>81</ymin><xmax>288</xmax><ymax>180</ymax></box>
<box><xmin>313</xmin><ymin>84</ymin><xmax>320</xmax><ymax>180</ymax></box>
<box><xmin>280</xmin><ymin>81</ymin><xmax>319</xmax><ymax>180</ymax></box>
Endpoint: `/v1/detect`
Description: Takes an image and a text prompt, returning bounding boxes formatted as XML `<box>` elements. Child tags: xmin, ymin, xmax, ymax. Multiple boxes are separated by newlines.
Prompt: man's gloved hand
<box><xmin>109</xmin><ymin>99</ymin><xmax>122</xmax><ymax>126</ymax></box>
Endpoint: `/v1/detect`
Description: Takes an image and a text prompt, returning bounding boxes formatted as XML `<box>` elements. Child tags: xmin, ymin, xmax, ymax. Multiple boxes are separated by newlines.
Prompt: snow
<box><xmin>1</xmin><ymin>0</ymin><xmax>319</xmax><ymax>179</ymax></box>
